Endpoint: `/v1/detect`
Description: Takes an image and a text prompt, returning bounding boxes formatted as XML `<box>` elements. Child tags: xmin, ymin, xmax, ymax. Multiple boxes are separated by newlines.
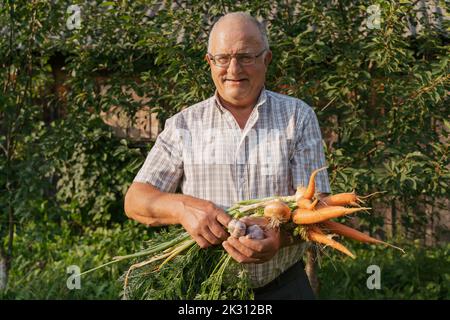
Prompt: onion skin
<box><xmin>263</xmin><ymin>199</ymin><xmax>291</xmax><ymax>223</ymax></box>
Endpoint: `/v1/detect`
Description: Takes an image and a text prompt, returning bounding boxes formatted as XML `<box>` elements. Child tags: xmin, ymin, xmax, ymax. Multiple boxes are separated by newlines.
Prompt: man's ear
<box><xmin>205</xmin><ymin>54</ymin><xmax>212</xmax><ymax>67</ymax></box>
<box><xmin>264</xmin><ymin>50</ymin><xmax>272</xmax><ymax>67</ymax></box>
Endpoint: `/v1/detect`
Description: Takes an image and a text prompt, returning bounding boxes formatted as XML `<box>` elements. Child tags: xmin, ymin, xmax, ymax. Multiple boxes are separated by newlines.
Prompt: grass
<box><xmin>317</xmin><ymin>240</ymin><xmax>450</xmax><ymax>299</ymax></box>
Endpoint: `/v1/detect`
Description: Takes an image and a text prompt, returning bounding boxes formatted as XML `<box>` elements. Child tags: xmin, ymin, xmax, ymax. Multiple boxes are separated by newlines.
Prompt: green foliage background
<box><xmin>0</xmin><ymin>0</ymin><xmax>448</xmax><ymax>299</ymax></box>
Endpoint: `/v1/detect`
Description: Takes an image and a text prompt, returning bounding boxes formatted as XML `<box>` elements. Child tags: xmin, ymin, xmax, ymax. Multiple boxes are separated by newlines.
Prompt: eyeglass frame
<box><xmin>207</xmin><ymin>48</ymin><xmax>267</xmax><ymax>68</ymax></box>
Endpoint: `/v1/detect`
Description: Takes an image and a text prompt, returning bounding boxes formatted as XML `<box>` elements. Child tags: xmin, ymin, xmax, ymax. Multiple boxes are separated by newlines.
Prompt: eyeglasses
<box><xmin>208</xmin><ymin>49</ymin><xmax>267</xmax><ymax>68</ymax></box>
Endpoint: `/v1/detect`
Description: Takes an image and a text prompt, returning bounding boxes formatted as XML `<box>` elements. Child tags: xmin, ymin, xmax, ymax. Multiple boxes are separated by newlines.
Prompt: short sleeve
<box><xmin>290</xmin><ymin>105</ymin><xmax>331</xmax><ymax>193</ymax></box>
<box><xmin>133</xmin><ymin>116</ymin><xmax>183</xmax><ymax>193</ymax></box>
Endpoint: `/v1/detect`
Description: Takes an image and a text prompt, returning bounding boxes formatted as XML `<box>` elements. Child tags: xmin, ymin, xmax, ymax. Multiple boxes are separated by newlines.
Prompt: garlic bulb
<box><xmin>245</xmin><ymin>225</ymin><xmax>265</xmax><ymax>240</ymax></box>
<box><xmin>228</xmin><ymin>219</ymin><xmax>247</xmax><ymax>238</ymax></box>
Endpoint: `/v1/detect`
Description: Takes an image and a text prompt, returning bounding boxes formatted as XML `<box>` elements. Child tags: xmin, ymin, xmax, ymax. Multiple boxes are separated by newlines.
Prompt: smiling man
<box><xmin>124</xmin><ymin>12</ymin><xmax>330</xmax><ymax>300</ymax></box>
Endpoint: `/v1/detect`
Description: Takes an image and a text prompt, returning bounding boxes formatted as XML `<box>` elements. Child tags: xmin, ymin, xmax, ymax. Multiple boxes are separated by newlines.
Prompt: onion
<box><xmin>263</xmin><ymin>199</ymin><xmax>291</xmax><ymax>225</ymax></box>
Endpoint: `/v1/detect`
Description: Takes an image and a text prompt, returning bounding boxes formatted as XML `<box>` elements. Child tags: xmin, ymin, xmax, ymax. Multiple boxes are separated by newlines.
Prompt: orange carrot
<box><xmin>292</xmin><ymin>206</ymin><xmax>371</xmax><ymax>225</ymax></box>
<box><xmin>318</xmin><ymin>191</ymin><xmax>387</xmax><ymax>208</ymax></box>
<box><xmin>307</xmin><ymin>226</ymin><xmax>355</xmax><ymax>259</ymax></box>
<box><xmin>297</xmin><ymin>198</ymin><xmax>319</xmax><ymax>210</ymax></box>
<box><xmin>303</xmin><ymin>166</ymin><xmax>328</xmax><ymax>200</ymax></box>
<box><xmin>321</xmin><ymin>220</ymin><xmax>405</xmax><ymax>253</ymax></box>
<box><xmin>320</xmin><ymin>192</ymin><xmax>359</xmax><ymax>207</ymax></box>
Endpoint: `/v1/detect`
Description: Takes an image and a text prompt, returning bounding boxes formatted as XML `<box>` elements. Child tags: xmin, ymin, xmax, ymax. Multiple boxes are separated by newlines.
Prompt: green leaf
<box><xmin>100</xmin><ymin>2</ymin><xmax>115</xmax><ymax>7</ymax></box>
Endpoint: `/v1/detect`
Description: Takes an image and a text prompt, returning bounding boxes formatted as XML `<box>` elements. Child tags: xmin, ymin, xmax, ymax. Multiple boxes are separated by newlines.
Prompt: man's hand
<box><xmin>178</xmin><ymin>198</ymin><xmax>232</xmax><ymax>249</ymax></box>
<box><xmin>222</xmin><ymin>217</ymin><xmax>282</xmax><ymax>264</ymax></box>
<box><xmin>124</xmin><ymin>182</ymin><xmax>231</xmax><ymax>249</ymax></box>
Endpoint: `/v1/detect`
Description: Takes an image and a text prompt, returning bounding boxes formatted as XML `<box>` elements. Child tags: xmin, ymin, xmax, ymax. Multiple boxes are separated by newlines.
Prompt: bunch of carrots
<box><xmin>259</xmin><ymin>166</ymin><xmax>405</xmax><ymax>258</ymax></box>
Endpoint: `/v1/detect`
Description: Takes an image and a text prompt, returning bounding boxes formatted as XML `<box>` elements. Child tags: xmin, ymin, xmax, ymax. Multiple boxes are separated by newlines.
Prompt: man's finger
<box><xmin>209</xmin><ymin>220</ymin><xmax>229</xmax><ymax>240</ymax></box>
<box><xmin>227</xmin><ymin>236</ymin><xmax>262</xmax><ymax>259</ymax></box>
<box><xmin>201</xmin><ymin>226</ymin><xmax>221</xmax><ymax>245</ymax></box>
<box><xmin>194</xmin><ymin>235</ymin><xmax>211</xmax><ymax>249</ymax></box>
<box><xmin>238</xmin><ymin>236</ymin><xmax>271</xmax><ymax>253</ymax></box>
<box><xmin>216</xmin><ymin>211</ymin><xmax>232</xmax><ymax>227</ymax></box>
<box><xmin>222</xmin><ymin>241</ymin><xmax>259</xmax><ymax>264</ymax></box>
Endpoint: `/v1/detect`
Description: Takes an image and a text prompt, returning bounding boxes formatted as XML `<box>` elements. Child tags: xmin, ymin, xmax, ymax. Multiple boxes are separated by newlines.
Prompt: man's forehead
<box><xmin>210</xmin><ymin>30</ymin><xmax>263</xmax><ymax>53</ymax></box>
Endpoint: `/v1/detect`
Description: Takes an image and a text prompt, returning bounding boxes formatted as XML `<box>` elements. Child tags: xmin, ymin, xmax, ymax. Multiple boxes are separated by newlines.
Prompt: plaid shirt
<box><xmin>134</xmin><ymin>88</ymin><xmax>330</xmax><ymax>288</ymax></box>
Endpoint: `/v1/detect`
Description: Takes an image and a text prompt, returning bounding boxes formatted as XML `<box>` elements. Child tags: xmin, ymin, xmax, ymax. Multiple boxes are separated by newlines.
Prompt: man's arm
<box><xmin>124</xmin><ymin>182</ymin><xmax>180</xmax><ymax>226</ymax></box>
<box><xmin>124</xmin><ymin>182</ymin><xmax>231</xmax><ymax>248</ymax></box>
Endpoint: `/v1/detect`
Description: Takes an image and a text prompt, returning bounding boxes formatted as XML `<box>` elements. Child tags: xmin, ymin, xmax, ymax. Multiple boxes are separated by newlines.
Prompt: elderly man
<box><xmin>124</xmin><ymin>12</ymin><xmax>330</xmax><ymax>300</ymax></box>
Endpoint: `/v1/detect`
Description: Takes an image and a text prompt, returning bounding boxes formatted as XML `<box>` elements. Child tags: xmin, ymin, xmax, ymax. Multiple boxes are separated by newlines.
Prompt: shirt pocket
<box><xmin>256</xmin><ymin>132</ymin><xmax>290</xmax><ymax>195</ymax></box>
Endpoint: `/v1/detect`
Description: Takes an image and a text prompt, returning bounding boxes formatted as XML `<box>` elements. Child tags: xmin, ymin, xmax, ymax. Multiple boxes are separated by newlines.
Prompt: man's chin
<box><xmin>222</xmin><ymin>88</ymin><xmax>250</xmax><ymax>100</ymax></box>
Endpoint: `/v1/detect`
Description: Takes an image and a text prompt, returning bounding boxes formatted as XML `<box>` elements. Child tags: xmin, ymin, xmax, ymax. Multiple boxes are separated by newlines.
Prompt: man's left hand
<box><xmin>222</xmin><ymin>217</ymin><xmax>281</xmax><ymax>264</ymax></box>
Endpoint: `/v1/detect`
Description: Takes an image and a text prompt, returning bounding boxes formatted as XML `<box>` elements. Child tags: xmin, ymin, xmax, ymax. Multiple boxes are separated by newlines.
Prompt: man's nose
<box><xmin>226</xmin><ymin>57</ymin><xmax>242</xmax><ymax>75</ymax></box>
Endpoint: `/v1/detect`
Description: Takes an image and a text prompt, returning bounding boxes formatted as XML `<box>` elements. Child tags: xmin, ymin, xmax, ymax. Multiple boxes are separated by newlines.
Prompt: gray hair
<box><xmin>207</xmin><ymin>12</ymin><xmax>269</xmax><ymax>52</ymax></box>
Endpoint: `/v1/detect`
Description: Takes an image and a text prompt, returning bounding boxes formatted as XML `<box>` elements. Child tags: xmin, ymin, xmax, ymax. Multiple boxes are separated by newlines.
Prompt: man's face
<box><xmin>206</xmin><ymin>20</ymin><xmax>272</xmax><ymax>108</ymax></box>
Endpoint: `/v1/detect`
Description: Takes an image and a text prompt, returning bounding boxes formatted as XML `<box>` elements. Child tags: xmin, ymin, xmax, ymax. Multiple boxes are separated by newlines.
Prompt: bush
<box><xmin>2</xmin><ymin>220</ymin><xmax>152</xmax><ymax>300</ymax></box>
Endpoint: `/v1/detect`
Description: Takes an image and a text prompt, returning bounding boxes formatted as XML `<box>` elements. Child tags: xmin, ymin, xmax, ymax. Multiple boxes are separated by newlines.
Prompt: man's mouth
<box><xmin>225</xmin><ymin>79</ymin><xmax>247</xmax><ymax>83</ymax></box>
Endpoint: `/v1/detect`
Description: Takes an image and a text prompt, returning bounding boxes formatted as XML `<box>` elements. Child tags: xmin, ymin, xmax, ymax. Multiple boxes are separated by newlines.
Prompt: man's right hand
<box><xmin>178</xmin><ymin>198</ymin><xmax>231</xmax><ymax>248</ymax></box>
<box><xmin>124</xmin><ymin>182</ymin><xmax>231</xmax><ymax>249</ymax></box>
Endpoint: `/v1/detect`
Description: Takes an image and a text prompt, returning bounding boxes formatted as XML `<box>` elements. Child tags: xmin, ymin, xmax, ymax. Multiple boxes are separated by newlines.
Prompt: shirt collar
<box><xmin>213</xmin><ymin>88</ymin><xmax>267</xmax><ymax>114</ymax></box>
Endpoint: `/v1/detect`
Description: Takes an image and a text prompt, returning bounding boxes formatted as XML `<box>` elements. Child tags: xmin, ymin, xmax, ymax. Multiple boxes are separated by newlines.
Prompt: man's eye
<box><xmin>238</xmin><ymin>55</ymin><xmax>253</xmax><ymax>63</ymax></box>
<box><xmin>216</xmin><ymin>56</ymin><xmax>230</xmax><ymax>64</ymax></box>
